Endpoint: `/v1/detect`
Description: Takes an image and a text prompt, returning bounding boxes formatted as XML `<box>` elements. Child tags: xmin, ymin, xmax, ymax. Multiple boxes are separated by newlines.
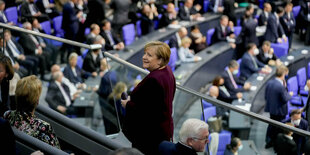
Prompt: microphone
<box><xmin>121</xmin><ymin>92</ymin><xmax>128</xmax><ymax>100</ymax></box>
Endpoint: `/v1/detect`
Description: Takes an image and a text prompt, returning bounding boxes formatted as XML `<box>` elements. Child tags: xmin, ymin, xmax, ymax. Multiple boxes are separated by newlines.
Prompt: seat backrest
<box><xmin>203</xmin><ymin>0</ymin><xmax>209</xmax><ymax>12</ymax></box>
<box><xmin>40</xmin><ymin>21</ymin><xmax>52</xmax><ymax>35</ymax></box>
<box><xmin>136</xmin><ymin>20</ymin><xmax>142</xmax><ymax>37</ymax></box>
<box><xmin>233</xmin><ymin>26</ymin><xmax>242</xmax><ymax>37</ymax></box>
<box><xmin>52</xmin><ymin>16</ymin><xmax>64</xmax><ymax>37</ymax></box>
<box><xmin>77</xmin><ymin>56</ymin><xmax>83</xmax><ymax>68</ymax></box>
<box><xmin>122</xmin><ymin>23</ymin><xmax>135</xmax><ymax>46</ymax></box>
<box><xmin>164</xmin><ymin>40</ymin><xmax>169</xmax><ymax>45</ymax></box>
<box><xmin>297</xmin><ymin>67</ymin><xmax>306</xmax><ymax>89</ymax></box>
<box><xmin>202</xmin><ymin>99</ymin><xmax>213</xmax><ymax>109</ymax></box>
<box><xmin>292</xmin><ymin>6</ymin><xmax>301</xmax><ymax>18</ymax></box>
<box><xmin>308</xmin><ymin>62</ymin><xmax>310</xmax><ymax>79</ymax></box>
<box><xmin>270</xmin><ymin>42</ymin><xmax>288</xmax><ymax>58</ymax></box>
<box><xmin>5</xmin><ymin>7</ymin><xmax>18</xmax><ymax>24</ymax></box>
<box><xmin>206</xmin><ymin>28</ymin><xmax>215</xmax><ymax>46</ymax></box>
<box><xmin>287</xmin><ymin>76</ymin><xmax>298</xmax><ymax>96</ymax></box>
<box><xmin>168</xmin><ymin>47</ymin><xmax>178</xmax><ymax>71</ymax></box>
<box><xmin>217</xmin><ymin>133</ymin><xmax>232</xmax><ymax>155</ymax></box>
<box><xmin>202</xmin><ymin>106</ymin><xmax>216</xmax><ymax>121</ymax></box>
<box><xmin>84</xmin><ymin>27</ymin><xmax>90</xmax><ymax>36</ymax></box>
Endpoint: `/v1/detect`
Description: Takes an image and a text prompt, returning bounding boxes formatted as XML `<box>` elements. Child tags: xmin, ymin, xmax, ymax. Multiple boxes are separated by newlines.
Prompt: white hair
<box><xmin>22</xmin><ymin>22</ymin><xmax>31</xmax><ymax>29</ymax></box>
<box><xmin>179</xmin><ymin>118</ymin><xmax>209</xmax><ymax>143</ymax></box>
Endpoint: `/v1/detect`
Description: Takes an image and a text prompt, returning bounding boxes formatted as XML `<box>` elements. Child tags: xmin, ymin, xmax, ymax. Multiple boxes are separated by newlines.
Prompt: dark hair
<box><xmin>246</xmin><ymin>4</ymin><xmax>254</xmax><ymax>11</ymax></box>
<box><xmin>226</xmin><ymin>137</ymin><xmax>240</xmax><ymax>151</ymax></box>
<box><xmin>276</xmin><ymin>7</ymin><xmax>284</xmax><ymax>14</ymax></box>
<box><xmin>246</xmin><ymin>43</ymin><xmax>256</xmax><ymax>51</ymax></box>
<box><xmin>108</xmin><ymin>148</ymin><xmax>143</xmax><ymax>155</ymax></box>
<box><xmin>0</xmin><ymin>54</ymin><xmax>14</xmax><ymax>81</ymax></box>
<box><xmin>290</xmin><ymin>109</ymin><xmax>301</xmax><ymax>117</ymax></box>
<box><xmin>191</xmin><ymin>25</ymin><xmax>199</xmax><ymax>31</ymax></box>
<box><xmin>220</xmin><ymin>15</ymin><xmax>228</xmax><ymax>21</ymax></box>
<box><xmin>212</xmin><ymin>75</ymin><xmax>223</xmax><ymax>87</ymax></box>
<box><xmin>101</xmin><ymin>20</ymin><xmax>110</xmax><ymax>27</ymax></box>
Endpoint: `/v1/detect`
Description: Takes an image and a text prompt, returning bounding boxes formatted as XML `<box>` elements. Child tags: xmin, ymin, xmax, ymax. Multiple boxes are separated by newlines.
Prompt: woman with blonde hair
<box><xmin>4</xmin><ymin>75</ymin><xmax>61</xmax><ymax>149</ymax></box>
<box><xmin>121</xmin><ymin>41</ymin><xmax>176</xmax><ymax>154</ymax></box>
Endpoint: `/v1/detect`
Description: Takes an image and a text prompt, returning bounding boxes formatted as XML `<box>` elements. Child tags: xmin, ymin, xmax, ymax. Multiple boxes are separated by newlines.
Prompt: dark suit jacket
<box><xmin>284</xmin><ymin>118</ymin><xmax>308</xmax><ymax>155</ymax></box>
<box><xmin>123</xmin><ymin>66</ymin><xmax>176</xmax><ymax>155</ymax></box>
<box><xmin>63</xmin><ymin>64</ymin><xmax>90</xmax><ymax>85</ymax></box>
<box><xmin>178</xmin><ymin>5</ymin><xmax>198</xmax><ymax>21</ymax></box>
<box><xmin>0</xmin><ymin>11</ymin><xmax>8</xmax><ymax>23</ymax></box>
<box><xmin>97</xmin><ymin>71</ymin><xmax>118</xmax><ymax>100</ymax></box>
<box><xmin>274</xmin><ymin>133</ymin><xmax>298</xmax><ymax>155</ymax></box>
<box><xmin>45</xmin><ymin>81</ymin><xmax>72</xmax><ymax>111</ymax></box>
<box><xmin>280</xmin><ymin>12</ymin><xmax>296</xmax><ymax>36</ymax></box>
<box><xmin>256</xmin><ymin>48</ymin><xmax>277</xmax><ymax>64</ymax></box>
<box><xmin>18</xmin><ymin>33</ymin><xmax>38</xmax><ymax>56</ymax></box>
<box><xmin>62</xmin><ymin>2</ymin><xmax>79</xmax><ymax>35</ymax></box>
<box><xmin>82</xmin><ymin>52</ymin><xmax>100</xmax><ymax>73</ymax></box>
<box><xmin>0</xmin><ymin>118</ymin><xmax>16</xmax><ymax>154</ymax></box>
<box><xmin>211</xmin><ymin>24</ymin><xmax>232</xmax><ymax>44</ymax></box>
<box><xmin>140</xmin><ymin>14</ymin><xmax>156</xmax><ymax>36</ymax></box>
<box><xmin>20</xmin><ymin>1</ymin><xmax>40</xmax><ymax>22</ymax></box>
<box><xmin>100</xmin><ymin>30</ymin><xmax>121</xmax><ymax>51</ymax></box>
<box><xmin>110</xmin><ymin>0</ymin><xmax>130</xmax><ymax>25</ymax></box>
<box><xmin>264</xmin><ymin>13</ymin><xmax>285</xmax><ymax>43</ymax></box>
<box><xmin>300</xmin><ymin>1</ymin><xmax>310</xmax><ymax>23</ymax></box>
<box><xmin>209</xmin><ymin>0</ymin><xmax>224</xmax><ymax>13</ymax></box>
<box><xmin>158</xmin><ymin>12</ymin><xmax>178</xmax><ymax>29</ymax></box>
<box><xmin>218</xmin><ymin>87</ymin><xmax>237</xmax><ymax>103</ymax></box>
<box><xmin>159</xmin><ymin>141</ymin><xmax>198</xmax><ymax>155</ymax></box>
<box><xmin>222</xmin><ymin>70</ymin><xmax>244</xmax><ymax>96</ymax></box>
<box><xmin>84</xmin><ymin>0</ymin><xmax>105</xmax><ymax>26</ymax></box>
<box><xmin>258</xmin><ymin>11</ymin><xmax>270</xmax><ymax>26</ymax></box>
<box><xmin>241</xmin><ymin>18</ymin><xmax>258</xmax><ymax>46</ymax></box>
<box><xmin>168</xmin><ymin>33</ymin><xmax>179</xmax><ymax>49</ymax></box>
<box><xmin>264</xmin><ymin>78</ymin><xmax>291</xmax><ymax>116</ymax></box>
<box><xmin>223</xmin><ymin>0</ymin><xmax>236</xmax><ymax>24</ymax></box>
<box><xmin>240</xmin><ymin>52</ymin><xmax>265</xmax><ymax>80</ymax></box>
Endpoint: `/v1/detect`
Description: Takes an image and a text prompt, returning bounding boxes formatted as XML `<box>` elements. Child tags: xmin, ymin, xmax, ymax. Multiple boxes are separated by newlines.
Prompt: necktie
<box><xmin>107</xmin><ymin>31</ymin><xmax>115</xmax><ymax>45</ymax></box>
<box><xmin>228</xmin><ymin>70</ymin><xmax>238</xmax><ymax>89</ymax></box>
<box><xmin>251</xmin><ymin>55</ymin><xmax>258</xmax><ymax>69</ymax></box>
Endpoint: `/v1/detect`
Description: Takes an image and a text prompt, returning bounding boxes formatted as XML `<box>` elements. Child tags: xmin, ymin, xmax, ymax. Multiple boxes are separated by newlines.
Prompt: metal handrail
<box><xmin>2</xmin><ymin>23</ymin><xmax>310</xmax><ymax>137</ymax></box>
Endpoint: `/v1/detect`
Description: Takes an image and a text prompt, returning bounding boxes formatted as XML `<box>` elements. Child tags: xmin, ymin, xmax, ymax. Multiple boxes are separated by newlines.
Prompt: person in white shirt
<box><xmin>178</xmin><ymin>37</ymin><xmax>201</xmax><ymax>63</ymax></box>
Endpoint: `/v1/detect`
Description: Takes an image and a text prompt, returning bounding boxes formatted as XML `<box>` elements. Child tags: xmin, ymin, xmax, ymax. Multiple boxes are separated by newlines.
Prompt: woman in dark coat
<box><xmin>121</xmin><ymin>41</ymin><xmax>176</xmax><ymax>155</ymax></box>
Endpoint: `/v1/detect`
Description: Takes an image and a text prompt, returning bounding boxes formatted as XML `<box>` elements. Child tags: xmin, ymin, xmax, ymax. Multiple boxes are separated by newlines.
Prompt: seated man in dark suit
<box><xmin>274</xmin><ymin>123</ymin><xmax>298</xmax><ymax>155</ymax></box>
<box><xmin>82</xmin><ymin>45</ymin><xmax>101</xmax><ymax>75</ymax></box>
<box><xmin>159</xmin><ymin>118</ymin><xmax>209</xmax><ymax>155</ymax></box>
<box><xmin>264</xmin><ymin>6</ymin><xmax>287</xmax><ymax>43</ymax></box>
<box><xmin>140</xmin><ymin>4</ymin><xmax>158</xmax><ymax>36</ymax></box>
<box><xmin>100</xmin><ymin>20</ymin><xmax>124</xmax><ymax>51</ymax></box>
<box><xmin>0</xmin><ymin>1</ymin><xmax>13</xmax><ymax>25</ymax></box>
<box><xmin>158</xmin><ymin>3</ymin><xmax>178</xmax><ymax>29</ymax></box>
<box><xmin>169</xmin><ymin>27</ymin><xmax>188</xmax><ymax>49</ymax></box>
<box><xmin>264</xmin><ymin>65</ymin><xmax>293</xmax><ymax>148</ymax></box>
<box><xmin>35</xmin><ymin>0</ymin><xmax>59</xmax><ymax>19</ymax></box>
<box><xmin>222</xmin><ymin>60</ymin><xmax>251</xmax><ymax>96</ymax></box>
<box><xmin>20</xmin><ymin>0</ymin><xmax>49</xmax><ymax>22</ymax></box>
<box><xmin>178</xmin><ymin>0</ymin><xmax>201</xmax><ymax>21</ymax></box>
<box><xmin>257</xmin><ymin>41</ymin><xmax>280</xmax><ymax>66</ymax></box>
<box><xmin>258</xmin><ymin>2</ymin><xmax>272</xmax><ymax>26</ymax></box>
<box><xmin>45</xmin><ymin>71</ymin><xmax>79</xmax><ymax>115</ymax></box>
<box><xmin>284</xmin><ymin>109</ymin><xmax>309</xmax><ymax>155</ymax></box>
<box><xmin>212</xmin><ymin>15</ymin><xmax>236</xmax><ymax>48</ymax></box>
<box><xmin>212</xmin><ymin>75</ymin><xmax>242</xmax><ymax>104</ymax></box>
<box><xmin>19</xmin><ymin>22</ymin><xmax>51</xmax><ymax>80</ymax></box>
<box><xmin>86</xmin><ymin>23</ymin><xmax>101</xmax><ymax>44</ymax></box>
<box><xmin>240</xmin><ymin>43</ymin><xmax>271</xmax><ymax>81</ymax></box>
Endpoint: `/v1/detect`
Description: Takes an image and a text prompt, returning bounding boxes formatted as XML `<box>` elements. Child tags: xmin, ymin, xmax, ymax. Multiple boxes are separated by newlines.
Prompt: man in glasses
<box><xmin>159</xmin><ymin>118</ymin><xmax>209</xmax><ymax>155</ymax></box>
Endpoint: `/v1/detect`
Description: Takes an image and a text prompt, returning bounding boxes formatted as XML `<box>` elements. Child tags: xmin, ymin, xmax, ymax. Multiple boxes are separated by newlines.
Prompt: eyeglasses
<box><xmin>192</xmin><ymin>136</ymin><xmax>209</xmax><ymax>143</ymax></box>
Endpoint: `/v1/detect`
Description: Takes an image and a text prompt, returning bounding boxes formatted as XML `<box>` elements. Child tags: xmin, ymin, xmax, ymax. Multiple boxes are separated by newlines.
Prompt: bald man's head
<box><xmin>209</xmin><ymin>86</ymin><xmax>219</xmax><ymax>98</ymax></box>
<box><xmin>51</xmin><ymin>64</ymin><xmax>60</xmax><ymax>73</ymax></box>
<box><xmin>178</xmin><ymin>27</ymin><xmax>188</xmax><ymax>38</ymax></box>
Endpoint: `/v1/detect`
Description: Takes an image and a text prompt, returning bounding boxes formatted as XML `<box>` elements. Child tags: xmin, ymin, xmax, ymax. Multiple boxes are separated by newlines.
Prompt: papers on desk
<box><xmin>178</xmin><ymin>21</ymin><xmax>190</xmax><ymax>26</ymax></box>
<box><xmin>196</xmin><ymin>17</ymin><xmax>205</xmax><ymax>21</ymax></box>
<box><xmin>168</xmin><ymin>24</ymin><xmax>181</xmax><ymax>29</ymax></box>
<box><xmin>250</xmin><ymin>86</ymin><xmax>257</xmax><ymax>91</ymax></box>
<box><xmin>287</xmin><ymin>55</ymin><xmax>294</xmax><ymax>60</ymax></box>
<box><xmin>80</xmin><ymin>96</ymin><xmax>85</xmax><ymax>100</ymax></box>
<box><xmin>256</xmin><ymin>26</ymin><xmax>266</xmax><ymax>34</ymax></box>
<box><xmin>301</xmin><ymin>50</ymin><xmax>309</xmax><ymax>54</ymax></box>
<box><xmin>236</xmin><ymin>103</ymin><xmax>251</xmax><ymax>111</ymax></box>
<box><xmin>256</xmin><ymin>76</ymin><xmax>264</xmax><ymax>81</ymax></box>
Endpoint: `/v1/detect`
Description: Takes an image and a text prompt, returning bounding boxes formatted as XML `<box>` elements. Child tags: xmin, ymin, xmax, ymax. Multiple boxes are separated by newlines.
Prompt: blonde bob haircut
<box><xmin>144</xmin><ymin>41</ymin><xmax>171</xmax><ymax>67</ymax></box>
<box><xmin>181</xmin><ymin>37</ymin><xmax>192</xmax><ymax>47</ymax></box>
<box><xmin>15</xmin><ymin>75</ymin><xmax>42</xmax><ymax>113</ymax></box>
